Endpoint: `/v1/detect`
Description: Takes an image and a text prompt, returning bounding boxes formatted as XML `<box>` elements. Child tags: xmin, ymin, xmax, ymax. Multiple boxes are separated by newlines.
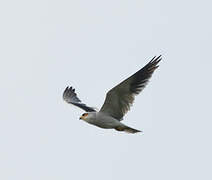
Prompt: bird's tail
<box><xmin>115</xmin><ymin>125</ymin><xmax>141</xmax><ymax>134</ymax></box>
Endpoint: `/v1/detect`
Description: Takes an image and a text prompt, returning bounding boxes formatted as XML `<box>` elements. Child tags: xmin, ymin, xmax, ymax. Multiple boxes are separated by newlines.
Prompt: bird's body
<box><xmin>80</xmin><ymin>112</ymin><xmax>140</xmax><ymax>133</ymax></box>
<box><xmin>63</xmin><ymin>56</ymin><xmax>161</xmax><ymax>134</ymax></box>
<box><xmin>81</xmin><ymin>112</ymin><xmax>120</xmax><ymax>129</ymax></box>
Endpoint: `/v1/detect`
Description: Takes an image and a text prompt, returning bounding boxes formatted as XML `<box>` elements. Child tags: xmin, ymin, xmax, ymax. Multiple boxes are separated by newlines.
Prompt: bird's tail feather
<box><xmin>115</xmin><ymin>125</ymin><xmax>141</xmax><ymax>134</ymax></box>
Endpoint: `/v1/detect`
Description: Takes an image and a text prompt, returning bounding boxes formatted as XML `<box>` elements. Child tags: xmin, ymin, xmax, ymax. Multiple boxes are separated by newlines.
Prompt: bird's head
<box><xmin>79</xmin><ymin>113</ymin><xmax>89</xmax><ymax>121</ymax></box>
<box><xmin>80</xmin><ymin>112</ymin><xmax>96</xmax><ymax>122</ymax></box>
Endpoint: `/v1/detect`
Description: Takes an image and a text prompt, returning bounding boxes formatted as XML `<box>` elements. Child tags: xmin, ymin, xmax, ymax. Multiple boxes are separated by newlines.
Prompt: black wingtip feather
<box><xmin>130</xmin><ymin>55</ymin><xmax>162</xmax><ymax>94</ymax></box>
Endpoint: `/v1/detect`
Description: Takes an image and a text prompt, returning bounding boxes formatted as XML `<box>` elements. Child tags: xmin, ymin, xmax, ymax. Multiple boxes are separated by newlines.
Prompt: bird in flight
<box><xmin>63</xmin><ymin>56</ymin><xmax>161</xmax><ymax>133</ymax></box>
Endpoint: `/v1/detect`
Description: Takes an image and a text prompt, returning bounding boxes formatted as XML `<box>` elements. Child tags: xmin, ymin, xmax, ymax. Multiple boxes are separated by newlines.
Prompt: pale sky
<box><xmin>0</xmin><ymin>0</ymin><xmax>211</xmax><ymax>179</ymax></box>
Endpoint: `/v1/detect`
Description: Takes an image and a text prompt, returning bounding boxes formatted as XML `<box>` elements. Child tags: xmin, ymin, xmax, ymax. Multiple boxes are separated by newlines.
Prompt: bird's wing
<box><xmin>100</xmin><ymin>55</ymin><xmax>161</xmax><ymax>120</ymax></box>
<box><xmin>63</xmin><ymin>86</ymin><xmax>96</xmax><ymax>112</ymax></box>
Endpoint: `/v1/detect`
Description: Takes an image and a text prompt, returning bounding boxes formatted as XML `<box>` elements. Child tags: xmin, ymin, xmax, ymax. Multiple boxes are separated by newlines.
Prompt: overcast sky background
<box><xmin>0</xmin><ymin>0</ymin><xmax>211</xmax><ymax>179</ymax></box>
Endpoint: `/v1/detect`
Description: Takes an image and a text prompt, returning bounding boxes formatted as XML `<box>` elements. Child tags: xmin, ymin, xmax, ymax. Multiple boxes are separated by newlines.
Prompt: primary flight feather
<box><xmin>63</xmin><ymin>55</ymin><xmax>161</xmax><ymax>133</ymax></box>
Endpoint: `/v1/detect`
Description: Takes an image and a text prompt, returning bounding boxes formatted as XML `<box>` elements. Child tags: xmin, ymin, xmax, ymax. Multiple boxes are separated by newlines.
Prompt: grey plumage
<box><xmin>100</xmin><ymin>55</ymin><xmax>161</xmax><ymax>120</ymax></box>
<box><xmin>63</xmin><ymin>86</ymin><xmax>96</xmax><ymax>112</ymax></box>
<box><xmin>63</xmin><ymin>56</ymin><xmax>161</xmax><ymax>133</ymax></box>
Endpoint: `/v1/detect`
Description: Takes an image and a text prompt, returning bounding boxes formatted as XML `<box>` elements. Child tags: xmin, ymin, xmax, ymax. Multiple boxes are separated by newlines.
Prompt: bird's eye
<box><xmin>82</xmin><ymin>113</ymin><xmax>88</xmax><ymax>116</ymax></box>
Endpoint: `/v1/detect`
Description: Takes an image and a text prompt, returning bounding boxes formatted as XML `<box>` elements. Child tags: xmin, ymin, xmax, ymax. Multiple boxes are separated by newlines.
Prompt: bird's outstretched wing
<box><xmin>63</xmin><ymin>86</ymin><xmax>96</xmax><ymax>112</ymax></box>
<box><xmin>100</xmin><ymin>55</ymin><xmax>161</xmax><ymax>120</ymax></box>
